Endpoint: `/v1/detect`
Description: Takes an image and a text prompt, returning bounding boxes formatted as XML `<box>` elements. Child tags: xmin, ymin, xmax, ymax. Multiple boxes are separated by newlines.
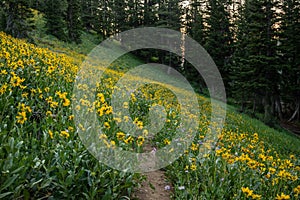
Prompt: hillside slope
<box><xmin>0</xmin><ymin>32</ymin><xmax>299</xmax><ymax>199</ymax></box>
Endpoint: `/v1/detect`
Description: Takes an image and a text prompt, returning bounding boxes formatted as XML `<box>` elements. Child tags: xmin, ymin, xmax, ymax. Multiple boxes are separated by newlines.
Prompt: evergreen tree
<box><xmin>94</xmin><ymin>0</ymin><xmax>114</xmax><ymax>39</ymax></box>
<box><xmin>112</xmin><ymin>0</ymin><xmax>129</xmax><ymax>33</ymax></box>
<box><xmin>278</xmin><ymin>0</ymin><xmax>300</xmax><ymax>121</ymax></box>
<box><xmin>142</xmin><ymin>0</ymin><xmax>159</xmax><ymax>26</ymax></box>
<box><xmin>44</xmin><ymin>0</ymin><xmax>68</xmax><ymax>41</ymax></box>
<box><xmin>230</xmin><ymin>0</ymin><xmax>279</xmax><ymax>123</ymax></box>
<box><xmin>186</xmin><ymin>0</ymin><xmax>205</xmax><ymax>45</ymax></box>
<box><xmin>204</xmin><ymin>0</ymin><xmax>234</xmax><ymax>92</ymax></box>
<box><xmin>80</xmin><ymin>0</ymin><xmax>97</xmax><ymax>31</ymax></box>
<box><xmin>127</xmin><ymin>0</ymin><xmax>158</xmax><ymax>62</ymax></box>
<box><xmin>2</xmin><ymin>0</ymin><xmax>34</xmax><ymax>38</ymax></box>
<box><xmin>184</xmin><ymin>0</ymin><xmax>207</xmax><ymax>92</ymax></box>
<box><xmin>155</xmin><ymin>0</ymin><xmax>183</xmax><ymax>71</ymax></box>
<box><xmin>67</xmin><ymin>0</ymin><xmax>82</xmax><ymax>43</ymax></box>
<box><xmin>27</xmin><ymin>0</ymin><xmax>46</xmax><ymax>10</ymax></box>
<box><xmin>156</xmin><ymin>0</ymin><xmax>182</xmax><ymax>30</ymax></box>
<box><xmin>0</xmin><ymin>4</ymin><xmax>6</xmax><ymax>31</ymax></box>
<box><xmin>127</xmin><ymin>0</ymin><xmax>144</xmax><ymax>28</ymax></box>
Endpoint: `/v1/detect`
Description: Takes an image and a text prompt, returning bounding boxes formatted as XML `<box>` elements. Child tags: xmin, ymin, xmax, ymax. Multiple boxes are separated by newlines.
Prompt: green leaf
<box><xmin>11</xmin><ymin>166</ymin><xmax>25</xmax><ymax>174</ymax></box>
<box><xmin>30</xmin><ymin>178</ymin><xmax>43</xmax><ymax>188</ymax></box>
<box><xmin>23</xmin><ymin>189</ymin><xmax>30</xmax><ymax>200</ymax></box>
<box><xmin>40</xmin><ymin>179</ymin><xmax>52</xmax><ymax>189</ymax></box>
<box><xmin>0</xmin><ymin>174</ymin><xmax>19</xmax><ymax>192</ymax></box>
<box><xmin>9</xmin><ymin>137</ymin><xmax>15</xmax><ymax>151</ymax></box>
<box><xmin>149</xmin><ymin>182</ymin><xmax>155</xmax><ymax>190</ymax></box>
<box><xmin>0</xmin><ymin>192</ymin><xmax>13</xmax><ymax>198</ymax></box>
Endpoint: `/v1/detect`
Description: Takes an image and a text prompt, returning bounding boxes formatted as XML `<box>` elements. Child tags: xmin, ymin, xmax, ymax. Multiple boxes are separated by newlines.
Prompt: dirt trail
<box><xmin>132</xmin><ymin>170</ymin><xmax>172</xmax><ymax>200</ymax></box>
<box><xmin>131</xmin><ymin>142</ymin><xmax>172</xmax><ymax>200</ymax></box>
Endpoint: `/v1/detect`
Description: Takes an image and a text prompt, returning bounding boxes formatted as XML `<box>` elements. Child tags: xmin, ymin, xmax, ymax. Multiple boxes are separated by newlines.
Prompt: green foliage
<box><xmin>66</xmin><ymin>0</ymin><xmax>82</xmax><ymax>44</ymax></box>
<box><xmin>44</xmin><ymin>0</ymin><xmax>68</xmax><ymax>41</ymax></box>
<box><xmin>277</xmin><ymin>0</ymin><xmax>300</xmax><ymax>119</ymax></box>
<box><xmin>1</xmin><ymin>1</ymin><xmax>300</xmax><ymax>198</ymax></box>
<box><xmin>32</xmin><ymin>31</ymin><xmax>102</xmax><ymax>56</ymax></box>
<box><xmin>156</xmin><ymin>0</ymin><xmax>182</xmax><ymax>29</ymax></box>
<box><xmin>186</xmin><ymin>0</ymin><xmax>205</xmax><ymax>46</ymax></box>
<box><xmin>183</xmin><ymin>0</ymin><xmax>206</xmax><ymax>93</ymax></box>
<box><xmin>112</xmin><ymin>0</ymin><xmax>130</xmax><ymax>32</ymax></box>
<box><xmin>2</xmin><ymin>0</ymin><xmax>35</xmax><ymax>38</ymax></box>
<box><xmin>204</xmin><ymin>0</ymin><xmax>233</xmax><ymax>92</ymax></box>
<box><xmin>0</xmin><ymin>6</ymin><xmax>6</xmax><ymax>31</ymax></box>
<box><xmin>166</xmin><ymin>104</ymin><xmax>300</xmax><ymax>199</ymax></box>
<box><xmin>80</xmin><ymin>0</ymin><xmax>99</xmax><ymax>32</ymax></box>
<box><xmin>229</xmin><ymin>0</ymin><xmax>280</xmax><ymax>117</ymax></box>
<box><xmin>28</xmin><ymin>9</ymin><xmax>47</xmax><ymax>38</ymax></box>
<box><xmin>127</xmin><ymin>0</ymin><xmax>143</xmax><ymax>28</ymax></box>
<box><xmin>1</xmin><ymin>29</ymin><xmax>300</xmax><ymax>199</ymax></box>
<box><xmin>0</xmin><ymin>32</ymin><xmax>142</xmax><ymax>199</ymax></box>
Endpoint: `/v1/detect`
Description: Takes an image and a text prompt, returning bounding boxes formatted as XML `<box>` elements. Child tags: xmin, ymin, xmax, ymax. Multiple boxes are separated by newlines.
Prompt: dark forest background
<box><xmin>0</xmin><ymin>0</ymin><xmax>299</xmax><ymax>128</ymax></box>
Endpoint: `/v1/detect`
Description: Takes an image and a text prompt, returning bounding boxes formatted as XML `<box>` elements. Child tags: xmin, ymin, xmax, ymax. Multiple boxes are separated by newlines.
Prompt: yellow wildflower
<box><xmin>60</xmin><ymin>130</ymin><xmax>70</xmax><ymax>138</ymax></box>
<box><xmin>137</xmin><ymin>136</ymin><xmax>145</xmax><ymax>146</ymax></box>
<box><xmin>275</xmin><ymin>193</ymin><xmax>290</xmax><ymax>200</ymax></box>
<box><xmin>241</xmin><ymin>187</ymin><xmax>253</xmax><ymax>198</ymax></box>
<box><xmin>124</xmin><ymin>136</ymin><xmax>133</xmax><ymax>144</ymax></box>
<box><xmin>16</xmin><ymin>111</ymin><xmax>27</xmax><ymax>124</ymax></box>
<box><xmin>190</xmin><ymin>164</ymin><xmax>196</xmax><ymax>171</ymax></box>
<box><xmin>99</xmin><ymin>134</ymin><xmax>107</xmax><ymax>139</ymax></box>
<box><xmin>104</xmin><ymin>122</ymin><xmax>110</xmax><ymax>129</ymax></box>
<box><xmin>48</xmin><ymin>130</ymin><xmax>54</xmax><ymax>139</ymax></box>
<box><xmin>164</xmin><ymin>139</ymin><xmax>171</xmax><ymax>145</ymax></box>
<box><xmin>68</xmin><ymin>115</ymin><xmax>74</xmax><ymax>120</ymax></box>
<box><xmin>63</xmin><ymin>98</ymin><xmax>70</xmax><ymax>107</ymax></box>
<box><xmin>116</xmin><ymin>132</ymin><xmax>125</xmax><ymax>140</ymax></box>
<box><xmin>190</xmin><ymin>143</ymin><xmax>198</xmax><ymax>151</ymax></box>
<box><xmin>293</xmin><ymin>185</ymin><xmax>300</xmax><ymax>197</ymax></box>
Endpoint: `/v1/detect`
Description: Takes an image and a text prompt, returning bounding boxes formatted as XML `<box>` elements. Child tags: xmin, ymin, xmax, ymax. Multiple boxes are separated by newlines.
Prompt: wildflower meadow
<box><xmin>0</xmin><ymin>31</ymin><xmax>299</xmax><ymax>200</ymax></box>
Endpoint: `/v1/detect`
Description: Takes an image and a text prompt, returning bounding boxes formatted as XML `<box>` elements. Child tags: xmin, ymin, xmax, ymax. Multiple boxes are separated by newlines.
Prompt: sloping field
<box><xmin>0</xmin><ymin>32</ymin><xmax>299</xmax><ymax>199</ymax></box>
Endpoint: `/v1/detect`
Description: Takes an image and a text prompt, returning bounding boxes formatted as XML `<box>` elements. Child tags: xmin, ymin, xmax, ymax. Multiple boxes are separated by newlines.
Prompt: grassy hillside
<box><xmin>0</xmin><ymin>32</ymin><xmax>299</xmax><ymax>199</ymax></box>
<box><xmin>0</xmin><ymin>32</ymin><xmax>142</xmax><ymax>199</ymax></box>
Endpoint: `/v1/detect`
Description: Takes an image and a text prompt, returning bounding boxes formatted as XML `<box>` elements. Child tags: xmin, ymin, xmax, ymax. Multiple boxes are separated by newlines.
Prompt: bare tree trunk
<box><xmin>252</xmin><ymin>97</ymin><xmax>256</xmax><ymax>113</ymax></box>
<box><xmin>288</xmin><ymin>101</ymin><xmax>300</xmax><ymax>122</ymax></box>
<box><xmin>263</xmin><ymin>92</ymin><xmax>274</xmax><ymax>125</ymax></box>
<box><xmin>275</xmin><ymin>95</ymin><xmax>283</xmax><ymax>120</ymax></box>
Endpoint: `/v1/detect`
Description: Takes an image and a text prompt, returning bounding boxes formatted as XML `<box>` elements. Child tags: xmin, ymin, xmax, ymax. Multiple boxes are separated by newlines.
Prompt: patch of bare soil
<box><xmin>132</xmin><ymin>170</ymin><xmax>172</xmax><ymax>200</ymax></box>
<box><xmin>131</xmin><ymin>142</ymin><xmax>172</xmax><ymax>200</ymax></box>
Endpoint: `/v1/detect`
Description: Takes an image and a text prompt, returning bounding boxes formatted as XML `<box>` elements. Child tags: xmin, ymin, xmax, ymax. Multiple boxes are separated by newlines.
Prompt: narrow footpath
<box><xmin>131</xmin><ymin>142</ymin><xmax>172</xmax><ymax>200</ymax></box>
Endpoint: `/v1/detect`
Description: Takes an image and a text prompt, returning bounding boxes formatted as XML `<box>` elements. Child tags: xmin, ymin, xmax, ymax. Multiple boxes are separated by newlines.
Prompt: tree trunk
<box><xmin>275</xmin><ymin>95</ymin><xmax>283</xmax><ymax>120</ymax></box>
<box><xmin>252</xmin><ymin>96</ymin><xmax>257</xmax><ymax>113</ymax></box>
<box><xmin>263</xmin><ymin>92</ymin><xmax>274</xmax><ymax>125</ymax></box>
<box><xmin>288</xmin><ymin>101</ymin><xmax>300</xmax><ymax>122</ymax></box>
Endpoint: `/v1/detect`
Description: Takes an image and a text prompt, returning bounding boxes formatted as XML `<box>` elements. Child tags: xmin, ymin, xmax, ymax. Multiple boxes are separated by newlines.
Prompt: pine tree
<box><xmin>127</xmin><ymin>0</ymin><xmax>143</xmax><ymax>28</ymax></box>
<box><xmin>186</xmin><ymin>0</ymin><xmax>205</xmax><ymax>45</ymax></box>
<box><xmin>204</xmin><ymin>0</ymin><xmax>233</xmax><ymax>92</ymax></box>
<box><xmin>156</xmin><ymin>0</ymin><xmax>182</xmax><ymax>30</ymax></box>
<box><xmin>112</xmin><ymin>0</ymin><xmax>129</xmax><ymax>33</ymax></box>
<box><xmin>44</xmin><ymin>0</ymin><xmax>68</xmax><ymax>41</ymax></box>
<box><xmin>27</xmin><ymin>0</ymin><xmax>46</xmax><ymax>11</ymax></box>
<box><xmin>183</xmin><ymin>0</ymin><xmax>207</xmax><ymax>92</ymax></box>
<box><xmin>0</xmin><ymin>4</ymin><xmax>6</xmax><ymax>31</ymax></box>
<box><xmin>230</xmin><ymin>0</ymin><xmax>279</xmax><ymax>123</ymax></box>
<box><xmin>126</xmin><ymin>0</ymin><xmax>158</xmax><ymax>63</ymax></box>
<box><xmin>155</xmin><ymin>0</ymin><xmax>183</xmax><ymax>71</ymax></box>
<box><xmin>142</xmin><ymin>0</ymin><xmax>159</xmax><ymax>26</ymax></box>
<box><xmin>66</xmin><ymin>0</ymin><xmax>82</xmax><ymax>43</ymax></box>
<box><xmin>93</xmin><ymin>0</ymin><xmax>114</xmax><ymax>39</ymax></box>
<box><xmin>278</xmin><ymin>0</ymin><xmax>300</xmax><ymax>121</ymax></box>
<box><xmin>2</xmin><ymin>0</ymin><xmax>34</xmax><ymax>38</ymax></box>
<box><xmin>80</xmin><ymin>0</ymin><xmax>96</xmax><ymax>31</ymax></box>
